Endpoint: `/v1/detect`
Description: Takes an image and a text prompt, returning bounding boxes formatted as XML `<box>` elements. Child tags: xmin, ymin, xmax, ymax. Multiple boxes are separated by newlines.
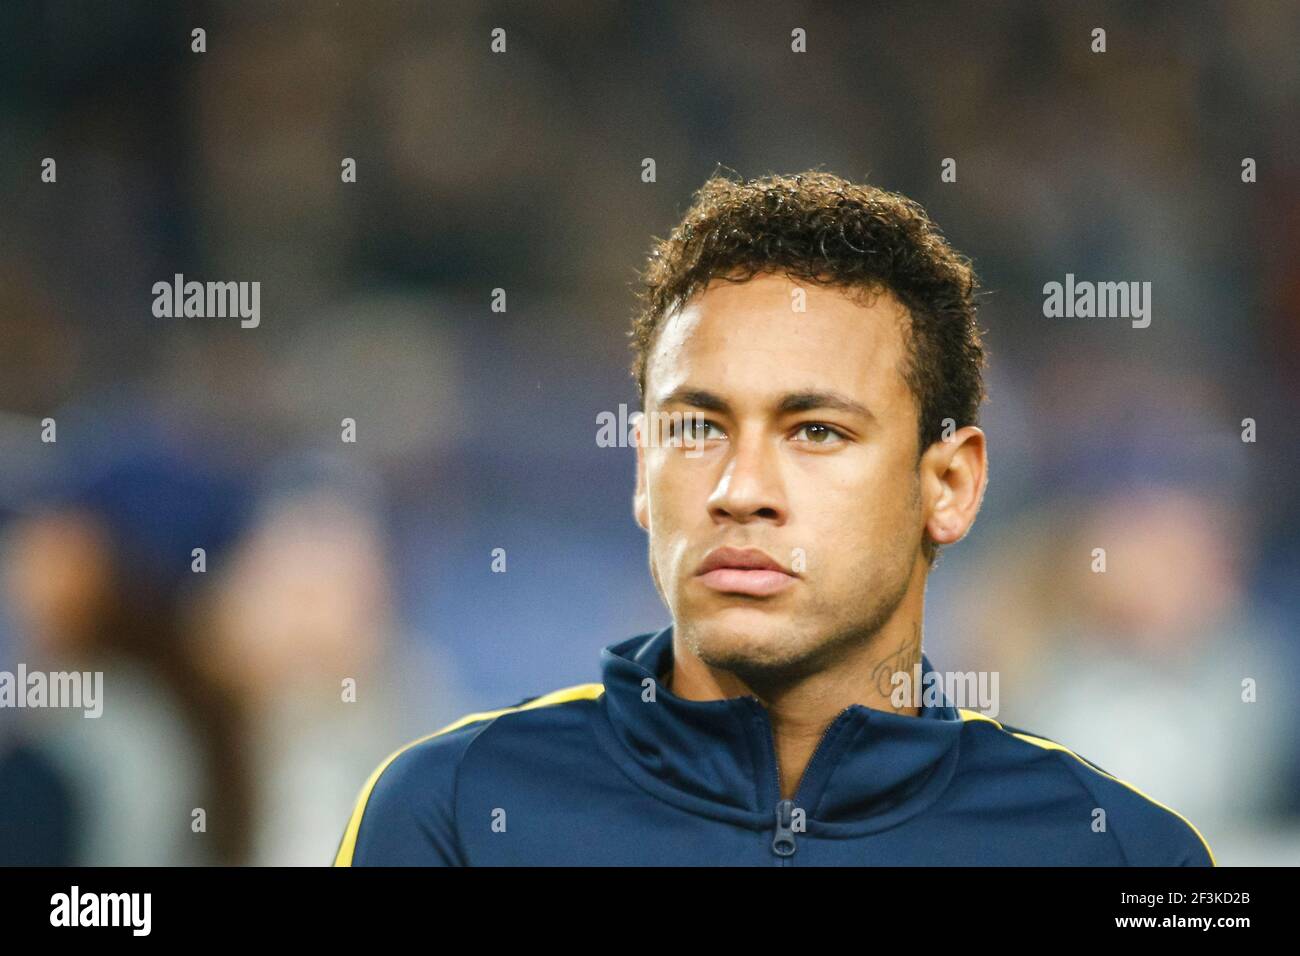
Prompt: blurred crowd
<box><xmin>0</xmin><ymin>1</ymin><xmax>1297</xmax><ymax>864</ymax></box>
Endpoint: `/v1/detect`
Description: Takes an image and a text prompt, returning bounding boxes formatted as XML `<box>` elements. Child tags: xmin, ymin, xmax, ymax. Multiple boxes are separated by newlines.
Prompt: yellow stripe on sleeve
<box><xmin>332</xmin><ymin>682</ymin><xmax>604</xmax><ymax>866</ymax></box>
<box><xmin>957</xmin><ymin>709</ymin><xmax>1216</xmax><ymax>866</ymax></box>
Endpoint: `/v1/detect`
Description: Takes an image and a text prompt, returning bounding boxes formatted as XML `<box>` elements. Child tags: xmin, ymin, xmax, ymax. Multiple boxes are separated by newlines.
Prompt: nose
<box><xmin>707</xmin><ymin>431</ymin><xmax>787</xmax><ymax>525</ymax></box>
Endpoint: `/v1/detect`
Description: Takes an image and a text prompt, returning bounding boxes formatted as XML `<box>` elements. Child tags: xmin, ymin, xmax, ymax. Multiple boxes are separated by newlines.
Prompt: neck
<box><xmin>665</xmin><ymin>594</ymin><xmax>925</xmax><ymax>801</ymax></box>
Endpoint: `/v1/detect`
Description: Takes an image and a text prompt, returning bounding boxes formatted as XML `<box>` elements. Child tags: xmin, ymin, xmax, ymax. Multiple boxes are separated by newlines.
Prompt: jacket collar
<box><xmin>593</xmin><ymin>625</ymin><xmax>966</xmax><ymax>832</ymax></box>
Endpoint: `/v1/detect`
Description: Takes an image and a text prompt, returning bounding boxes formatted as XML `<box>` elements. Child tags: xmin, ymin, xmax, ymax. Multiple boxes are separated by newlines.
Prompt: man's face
<box><xmin>634</xmin><ymin>272</ymin><xmax>929</xmax><ymax>683</ymax></box>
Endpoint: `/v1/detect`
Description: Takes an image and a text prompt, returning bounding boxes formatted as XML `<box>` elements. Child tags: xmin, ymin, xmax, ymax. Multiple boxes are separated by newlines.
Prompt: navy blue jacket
<box><xmin>334</xmin><ymin>626</ymin><xmax>1215</xmax><ymax>866</ymax></box>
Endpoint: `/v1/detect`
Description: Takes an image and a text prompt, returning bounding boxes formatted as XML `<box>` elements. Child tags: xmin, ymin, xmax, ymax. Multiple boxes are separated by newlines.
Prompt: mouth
<box><xmin>694</xmin><ymin>547</ymin><xmax>799</xmax><ymax>597</ymax></box>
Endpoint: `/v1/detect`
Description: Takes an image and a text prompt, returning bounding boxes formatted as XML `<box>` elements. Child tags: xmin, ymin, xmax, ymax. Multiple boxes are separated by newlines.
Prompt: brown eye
<box><xmin>793</xmin><ymin>423</ymin><xmax>845</xmax><ymax>445</ymax></box>
<box><xmin>675</xmin><ymin>417</ymin><xmax>724</xmax><ymax>441</ymax></box>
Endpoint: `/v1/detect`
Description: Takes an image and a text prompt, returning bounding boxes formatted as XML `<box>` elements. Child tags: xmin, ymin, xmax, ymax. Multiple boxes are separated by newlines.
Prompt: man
<box><xmin>334</xmin><ymin>171</ymin><xmax>1214</xmax><ymax>866</ymax></box>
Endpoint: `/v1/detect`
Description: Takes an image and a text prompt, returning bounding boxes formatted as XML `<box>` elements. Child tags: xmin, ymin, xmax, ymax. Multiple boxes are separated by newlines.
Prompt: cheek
<box><xmin>647</xmin><ymin>451</ymin><xmax>708</xmax><ymax>522</ymax></box>
<box><xmin>797</xmin><ymin>464</ymin><xmax>917</xmax><ymax>561</ymax></box>
<box><xmin>645</xmin><ymin>460</ymin><xmax>698</xmax><ymax>571</ymax></box>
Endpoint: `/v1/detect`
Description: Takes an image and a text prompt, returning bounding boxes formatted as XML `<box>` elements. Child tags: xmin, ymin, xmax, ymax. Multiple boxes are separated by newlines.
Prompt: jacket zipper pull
<box><xmin>772</xmin><ymin>799</ymin><xmax>797</xmax><ymax>857</ymax></box>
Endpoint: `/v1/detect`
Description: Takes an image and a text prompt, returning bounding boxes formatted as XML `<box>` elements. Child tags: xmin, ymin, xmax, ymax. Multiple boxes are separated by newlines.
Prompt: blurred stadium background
<box><xmin>1</xmin><ymin>1</ymin><xmax>1297</xmax><ymax>865</ymax></box>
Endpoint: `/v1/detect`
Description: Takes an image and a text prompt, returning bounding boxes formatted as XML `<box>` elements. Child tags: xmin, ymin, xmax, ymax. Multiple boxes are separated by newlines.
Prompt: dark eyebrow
<box><xmin>775</xmin><ymin>390</ymin><xmax>873</xmax><ymax>420</ymax></box>
<box><xmin>655</xmin><ymin>387</ymin><xmax>874</xmax><ymax>421</ymax></box>
<box><xmin>655</xmin><ymin>387</ymin><xmax>732</xmax><ymax>414</ymax></box>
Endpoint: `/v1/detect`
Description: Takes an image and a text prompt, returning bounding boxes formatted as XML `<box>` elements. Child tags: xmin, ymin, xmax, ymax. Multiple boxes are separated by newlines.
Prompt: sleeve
<box><xmin>1134</xmin><ymin>819</ymin><xmax>1215</xmax><ymax>867</ymax></box>
<box><xmin>1110</xmin><ymin>787</ymin><xmax>1216</xmax><ymax>867</ymax></box>
<box><xmin>1170</xmin><ymin>823</ymin><xmax>1216</xmax><ymax>867</ymax></box>
<box><xmin>332</xmin><ymin>730</ymin><xmax>472</xmax><ymax>867</ymax></box>
<box><xmin>1091</xmin><ymin>776</ymin><xmax>1216</xmax><ymax>867</ymax></box>
<box><xmin>1052</xmin><ymin>746</ymin><xmax>1216</xmax><ymax>867</ymax></box>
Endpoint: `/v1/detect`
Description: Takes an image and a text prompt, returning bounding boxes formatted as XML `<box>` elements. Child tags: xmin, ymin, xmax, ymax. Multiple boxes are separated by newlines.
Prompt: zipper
<box><xmin>772</xmin><ymin>799</ymin><xmax>797</xmax><ymax>861</ymax></box>
<box><xmin>751</xmin><ymin>697</ymin><xmax>856</xmax><ymax>865</ymax></box>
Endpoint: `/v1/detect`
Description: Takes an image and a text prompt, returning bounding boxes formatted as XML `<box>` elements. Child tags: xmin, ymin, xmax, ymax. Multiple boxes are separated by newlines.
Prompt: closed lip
<box><xmin>694</xmin><ymin>546</ymin><xmax>796</xmax><ymax>577</ymax></box>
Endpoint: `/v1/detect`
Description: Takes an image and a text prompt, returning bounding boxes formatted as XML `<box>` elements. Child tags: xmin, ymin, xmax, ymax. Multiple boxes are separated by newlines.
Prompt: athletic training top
<box><xmin>333</xmin><ymin>625</ymin><xmax>1215</xmax><ymax>866</ymax></box>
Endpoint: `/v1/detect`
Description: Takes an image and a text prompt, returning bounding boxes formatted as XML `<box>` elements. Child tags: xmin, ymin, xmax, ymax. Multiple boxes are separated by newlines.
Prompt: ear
<box><xmin>633</xmin><ymin>410</ymin><xmax>650</xmax><ymax>532</ymax></box>
<box><xmin>919</xmin><ymin>425</ymin><xmax>987</xmax><ymax>548</ymax></box>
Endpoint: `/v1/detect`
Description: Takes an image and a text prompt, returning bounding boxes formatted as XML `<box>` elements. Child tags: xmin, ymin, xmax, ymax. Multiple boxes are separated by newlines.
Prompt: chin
<box><xmin>682</xmin><ymin>608</ymin><xmax>818</xmax><ymax>675</ymax></box>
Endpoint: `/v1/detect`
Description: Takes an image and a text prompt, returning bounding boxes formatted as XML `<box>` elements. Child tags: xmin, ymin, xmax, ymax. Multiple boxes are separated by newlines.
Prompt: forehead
<box><xmin>646</xmin><ymin>273</ymin><xmax>913</xmax><ymax>413</ymax></box>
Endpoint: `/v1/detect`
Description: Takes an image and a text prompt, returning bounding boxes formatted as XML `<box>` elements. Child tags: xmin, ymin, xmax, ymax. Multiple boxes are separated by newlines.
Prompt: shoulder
<box><xmin>955</xmin><ymin>709</ymin><xmax>1216</xmax><ymax>866</ymax></box>
<box><xmin>333</xmin><ymin>682</ymin><xmax>603</xmax><ymax>866</ymax></box>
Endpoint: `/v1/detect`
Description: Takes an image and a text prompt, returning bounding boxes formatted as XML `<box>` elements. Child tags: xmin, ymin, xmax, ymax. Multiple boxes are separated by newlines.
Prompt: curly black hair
<box><xmin>628</xmin><ymin>169</ymin><xmax>988</xmax><ymax>565</ymax></box>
